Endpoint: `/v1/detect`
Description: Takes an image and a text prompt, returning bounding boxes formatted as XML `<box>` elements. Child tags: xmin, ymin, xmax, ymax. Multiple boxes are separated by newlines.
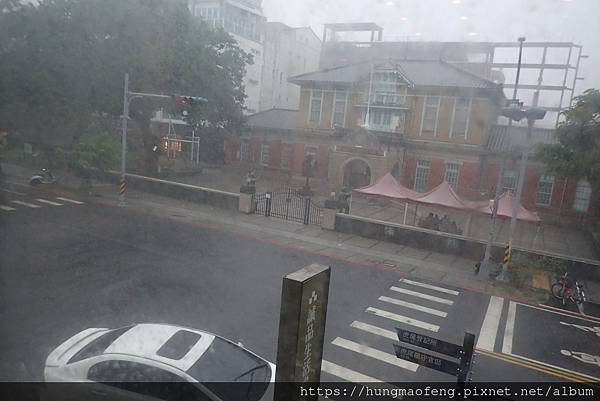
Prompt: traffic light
<box><xmin>173</xmin><ymin>95</ymin><xmax>208</xmax><ymax>106</ymax></box>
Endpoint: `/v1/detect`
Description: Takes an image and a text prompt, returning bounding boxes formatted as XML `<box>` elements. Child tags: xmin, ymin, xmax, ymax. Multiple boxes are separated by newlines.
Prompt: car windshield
<box><xmin>187</xmin><ymin>338</ymin><xmax>270</xmax><ymax>401</ymax></box>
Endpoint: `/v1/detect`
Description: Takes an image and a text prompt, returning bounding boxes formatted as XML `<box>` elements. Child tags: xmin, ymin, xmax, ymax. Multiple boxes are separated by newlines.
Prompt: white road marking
<box><xmin>321</xmin><ymin>360</ymin><xmax>383</xmax><ymax>382</ymax></box>
<box><xmin>56</xmin><ymin>197</ymin><xmax>84</xmax><ymax>205</ymax></box>
<box><xmin>502</xmin><ymin>301</ymin><xmax>517</xmax><ymax>354</ymax></box>
<box><xmin>351</xmin><ymin>321</ymin><xmax>397</xmax><ymax>340</ymax></box>
<box><xmin>332</xmin><ymin>337</ymin><xmax>418</xmax><ymax>372</ymax></box>
<box><xmin>560</xmin><ymin>350</ymin><xmax>600</xmax><ymax>367</ymax></box>
<box><xmin>477</xmin><ymin>296</ymin><xmax>504</xmax><ymax>351</ymax></box>
<box><xmin>0</xmin><ymin>188</ymin><xmax>25</xmax><ymax>196</ymax></box>
<box><xmin>36</xmin><ymin>198</ymin><xmax>63</xmax><ymax>206</ymax></box>
<box><xmin>11</xmin><ymin>200</ymin><xmax>41</xmax><ymax>208</ymax></box>
<box><xmin>390</xmin><ymin>286</ymin><xmax>454</xmax><ymax>305</ymax></box>
<box><xmin>365</xmin><ymin>307</ymin><xmax>440</xmax><ymax>332</ymax></box>
<box><xmin>0</xmin><ymin>205</ymin><xmax>16</xmax><ymax>211</ymax></box>
<box><xmin>559</xmin><ymin>321</ymin><xmax>600</xmax><ymax>337</ymax></box>
<box><xmin>379</xmin><ymin>296</ymin><xmax>448</xmax><ymax>317</ymax></box>
<box><xmin>399</xmin><ymin>278</ymin><xmax>459</xmax><ymax>295</ymax></box>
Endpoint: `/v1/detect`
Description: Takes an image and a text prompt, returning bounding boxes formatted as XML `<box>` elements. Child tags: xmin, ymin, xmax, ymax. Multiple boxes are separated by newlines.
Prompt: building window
<box><xmin>281</xmin><ymin>144</ymin><xmax>292</xmax><ymax>169</ymax></box>
<box><xmin>371</xmin><ymin>70</ymin><xmax>403</xmax><ymax>106</ymax></box>
<box><xmin>573</xmin><ymin>179</ymin><xmax>592</xmax><ymax>212</ymax></box>
<box><xmin>240</xmin><ymin>140</ymin><xmax>249</xmax><ymax>161</ymax></box>
<box><xmin>368</xmin><ymin>109</ymin><xmax>396</xmax><ymax>132</ymax></box>
<box><xmin>502</xmin><ymin>169</ymin><xmax>519</xmax><ymax>192</ymax></box>
<box><xmin>414</xmin><ymin>160</ymin><xmax>430</xmax><ymax>193</ymax></box>
<box><xmin>445</xmin><ymin>163</ymin><xmax>460</xmax><ymax>191</ymax></box>
<box><xmin>260</xmin><ymin>143</ymin><xmax>270</xmax><ymax>165</ymax></box>
<box><xmin>196</xmin><ymin>6</ymin><xmax>221</xmax><ymax>28</ymax></box>
<box><xmin>305</xmin><ymin>145</ymin><xmax>317</xmax><ymax>170</ymax></box>
<box><xmin>309</xmin><ymin>90</ymin><xmax>322</xmax><ymax>123</ymax></box>
<box><xmin>332</xmin><ymin>91</ymin><xmax>348</xmax><ymax>127</ymax></box>
<box><xmin>421</xmin><ymin>96</ymin><xmax>440</xmax><ymax>134</ymax></box>
<box><xmin>450</xmin><ymin>97</ymin><xmax>471</xmax><ymax>138</ymax></box>
<box><xmin>535</xmin><ymin>174</ymin><xmax>555</xmax><ymax>206</ymax></box>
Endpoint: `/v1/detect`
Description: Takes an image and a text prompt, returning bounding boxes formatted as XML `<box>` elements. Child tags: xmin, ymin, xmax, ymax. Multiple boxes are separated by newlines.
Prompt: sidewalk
<box><xmin>0</xmin><ymin>163</ymin><xmax>556</xmax><ymax>304</ymax></box>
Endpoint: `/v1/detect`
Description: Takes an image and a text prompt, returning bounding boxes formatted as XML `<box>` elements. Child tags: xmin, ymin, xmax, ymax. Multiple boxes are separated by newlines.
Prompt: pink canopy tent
<box><xmin>412</xmin><ymin>181</ymin><xmax>471</xmax><ymax>210</ymax></box>
<box><xmin>476</xmin><ymin>191</ymin><xmax>541</xmax><ymax>223</ymax></box>
<box><xmin>352</xmin><ymin>173</ymin><xmax>418</xmax><ymax>224</ymax></box>
<box><xmin>352</xmin><ymin>173</ymin><xmax>418</xmax><ymax>200</ymax></box>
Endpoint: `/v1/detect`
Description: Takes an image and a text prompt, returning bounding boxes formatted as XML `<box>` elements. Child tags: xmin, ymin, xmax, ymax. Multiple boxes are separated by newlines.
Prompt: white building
<box><xmin>259</xmin><ymin>22</ymin><xmax>321</xmax><ymax>111</ymax></box>
<box><xmin>189</xmin><ymin>0</ymin><xmax>266</xmax><ymax>114</ymax></box>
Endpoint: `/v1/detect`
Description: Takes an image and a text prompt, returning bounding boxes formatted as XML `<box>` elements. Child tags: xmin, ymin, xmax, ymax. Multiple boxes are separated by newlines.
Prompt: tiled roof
<box><xmin>246</xmin><ymin>108</ymin><xmax>298</xmax><ymax>130</ymax></box>
<box><xmin>290</xmin><ymin>59</ymin><xmax>501</xmax><ymax>90</ymax></box>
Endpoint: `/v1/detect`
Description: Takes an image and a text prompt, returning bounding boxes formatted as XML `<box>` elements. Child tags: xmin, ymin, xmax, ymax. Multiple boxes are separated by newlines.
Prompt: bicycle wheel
<box><xmin>551</xmin><ymin>282</ymin><xmax>565</xmax><ymax>299</ymax></box>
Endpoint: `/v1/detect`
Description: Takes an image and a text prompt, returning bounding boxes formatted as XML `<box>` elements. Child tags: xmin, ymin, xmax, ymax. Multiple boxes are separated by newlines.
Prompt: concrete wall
<box><xmin>97</xmin><ymin>170</ymin><xmax>240</xmax><ymax>211</ymax></box>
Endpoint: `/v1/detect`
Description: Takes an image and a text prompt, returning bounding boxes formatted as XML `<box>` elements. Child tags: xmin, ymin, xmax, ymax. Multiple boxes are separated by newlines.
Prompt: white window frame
<box><xmin>420</xmin><ymin>96</ymin><xmax>441</xmax><ymax>136</ymax></box>
<box><xmin>414</xmin><ymin>160</ymin><xmax>430</xmax><ymax>193</ymax></box>
<box><xmin>260</xmin><ymin>143</ymin><xmax>270</xmax><ymax>166</ymax></box>
<box><xmin>281</xmin><ymin>143</ymin><xmax>292</xmax><ymax>170</ymax></box>
<box><xmin>450</xmin><ymin>97</ymin><xmax>472</xmax><ymax>139</ymax></box>
<box><xmin>445</xmin><ymin>162</ymin><xmax>461</xmax><ymax>191</ymax></box>
<box><xmin>308</xmin><ymin>89</ymin><xmax>323</xmax><ymax>124</ymax></box>
<box><xmin>502</xmin><ymin>169</ymin><xmax>519</xmax><ymax>193</ymax></box>
<box><xmin>573</xmin><ymin>179</ymin><xmax>592</xmax><ymax>212</ymax></box>
<box><xmin>368</xmin><ymin>109</ymin><xmax>395</xmax><ymax>132</ymax></box>
<box><xmin>332</xmin><ymin>91</ymin><xmax>348</xmax><ymax>128</ymax></box>
<box><xmin>240</xmin><ymin>140</ymin><xmax>249</xmax><ymax>162</ymax></box>
<box><xmin>535</xmin><ymin>174</ymin><xmax>555</xmax><ymax>206</ymax></box>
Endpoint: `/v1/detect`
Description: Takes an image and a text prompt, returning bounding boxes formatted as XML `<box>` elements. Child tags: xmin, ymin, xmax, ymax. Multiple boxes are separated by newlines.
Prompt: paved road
<box><xmin>1</xmin><ymin>182</ymin><xmax>598</xmax><ymax>386</ymax></box>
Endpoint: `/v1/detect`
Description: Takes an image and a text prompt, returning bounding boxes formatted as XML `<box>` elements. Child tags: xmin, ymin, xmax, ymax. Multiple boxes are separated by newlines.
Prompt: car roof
<box><xmin>104</xmin><ymin>324</ymin><xmax>215</xmax><ymax>372</ymax></box>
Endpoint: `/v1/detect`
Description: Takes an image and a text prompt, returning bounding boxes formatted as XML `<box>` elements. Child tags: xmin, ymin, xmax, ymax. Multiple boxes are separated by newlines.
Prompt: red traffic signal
<box><xmin>173</xmin><ymin>95</ymin><xmax>208</xmax><ymax>105</ymax></box>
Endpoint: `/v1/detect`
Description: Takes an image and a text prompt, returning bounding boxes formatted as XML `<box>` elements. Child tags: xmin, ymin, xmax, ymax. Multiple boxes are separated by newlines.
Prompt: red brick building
<box><xmin>225</xmin><ymin>59</ymin><xmax>598</xmax><ymax>224</ymax></box>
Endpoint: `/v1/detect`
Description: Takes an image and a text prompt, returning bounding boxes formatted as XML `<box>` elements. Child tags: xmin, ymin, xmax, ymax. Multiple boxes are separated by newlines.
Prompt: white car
<box><xmin>44</xmin><ymin>323</ymin><xmax>276</xmax><ymax>401</ymax></box>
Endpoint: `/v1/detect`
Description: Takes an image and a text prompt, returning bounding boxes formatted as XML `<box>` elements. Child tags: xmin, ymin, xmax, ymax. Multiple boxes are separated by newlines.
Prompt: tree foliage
<box><xmin>0</xmin><ymin>0</ymin><xmax>251</xmax><ymax>175</ymax></box>
<box><xmin>537</xmin><ymin>89</ymin><xmax>600</xmax><ymax>189</ymax></box>
<box><xmin>67</xmin><ymin>127</ymin><xmax>121</xmax><ymax>174</ymax></box>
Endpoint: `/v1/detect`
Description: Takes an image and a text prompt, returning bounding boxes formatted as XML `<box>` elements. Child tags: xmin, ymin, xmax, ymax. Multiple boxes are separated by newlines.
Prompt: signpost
<box><xmin>393</xmin><ymin>328</ymin><xmax>476</xmax><ymax>384</ymax></box>
<box><xmin>274</xmin><ymin>264</ymin><xmax>331</xmax><ymax>401</ymax></box>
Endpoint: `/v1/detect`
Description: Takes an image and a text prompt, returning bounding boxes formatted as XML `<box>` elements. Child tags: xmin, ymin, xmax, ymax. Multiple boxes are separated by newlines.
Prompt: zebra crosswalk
<box><xmin>321</xmin><ymin>277</ymin><xmax>463</xmax><ymax>383</ymax></box>
<box><xmin>1</xmin><ymin>194</ymin><xmax>84</xmax><ymax>213</ymax></box>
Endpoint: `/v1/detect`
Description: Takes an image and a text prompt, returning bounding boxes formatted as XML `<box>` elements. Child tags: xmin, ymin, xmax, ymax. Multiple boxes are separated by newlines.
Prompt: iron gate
<box><xmin>252</xmin><ymin>187</ymin><xmax>322</xmax><ymax>225</ymax></box>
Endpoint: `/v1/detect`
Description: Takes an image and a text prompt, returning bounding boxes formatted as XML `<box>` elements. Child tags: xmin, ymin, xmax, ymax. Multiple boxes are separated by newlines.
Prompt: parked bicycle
<box><xmin>551</xmin><ymin>272</ymin><xmax>586</xmax><ymax>313</ymax></box>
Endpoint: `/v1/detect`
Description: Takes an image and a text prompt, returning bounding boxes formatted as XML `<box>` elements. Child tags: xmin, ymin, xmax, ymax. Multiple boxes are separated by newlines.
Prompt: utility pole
<box><xmin>497</xmin><ymin>108</ymin><xmax>545</xmax><ymax>281</ymax></box>
<box><xmin>478</xmin><ymin>37</ymin><xmax>526</xmax><ymax>277</ymax></box>
<box><xmin>119</xmin><ymin>73</ymin><xmax>207</xmax><ymax>205</ymax></box>
<box><xmin>120</xmin><ymin>73</ymin><xmax>130</xmax><ymax>206</ymax></box>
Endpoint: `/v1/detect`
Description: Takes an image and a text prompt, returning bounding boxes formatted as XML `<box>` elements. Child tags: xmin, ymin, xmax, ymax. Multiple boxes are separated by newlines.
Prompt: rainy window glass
<box><xmin>3</xmin><ymin>0</ymin><xmax>600</xmax><ymax>393</ymax></box>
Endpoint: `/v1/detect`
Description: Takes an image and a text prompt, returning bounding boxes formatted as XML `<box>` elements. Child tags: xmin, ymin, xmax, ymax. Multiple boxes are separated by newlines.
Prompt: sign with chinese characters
<box><xmin>393</xmin><ymin>328</ymin><xmax>475</xmax><ymax>384</ymax></box>
<box><xmin>274</xmin><ymin>264</ymin><xmax>330</xmax><ymax>401</ymax></box>
<box><xmin>393</xmin><ymin>344</ymin><xmax>459</xmax><ymax>376</ymax></box>
<box><xmin>396</xmin><ymin>328</ymin><xmax>463</xmax><ymax>358</ymax></box>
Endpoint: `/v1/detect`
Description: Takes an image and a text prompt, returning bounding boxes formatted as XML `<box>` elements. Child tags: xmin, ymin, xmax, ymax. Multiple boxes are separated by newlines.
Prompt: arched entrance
<box><xmin>343</xmin><ymin>159</ymin><xmax>372</xmax><ymax>189</ymax></box>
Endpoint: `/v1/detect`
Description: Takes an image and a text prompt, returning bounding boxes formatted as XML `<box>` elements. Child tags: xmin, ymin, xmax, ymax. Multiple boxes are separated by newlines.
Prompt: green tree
<box><xmin>537</xmin><ymin>88</ymin><xmax>600</xmax><ymax>196</ymax></box>
<box><xmin>68</xmin><ymin>128</ymin><xmax>121</xmax><ymax>174</ymax></box>
<box><xmin>0</xmin><ymin>0</ymin><xmax>251</xmax><ymax>175</ymax></box>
